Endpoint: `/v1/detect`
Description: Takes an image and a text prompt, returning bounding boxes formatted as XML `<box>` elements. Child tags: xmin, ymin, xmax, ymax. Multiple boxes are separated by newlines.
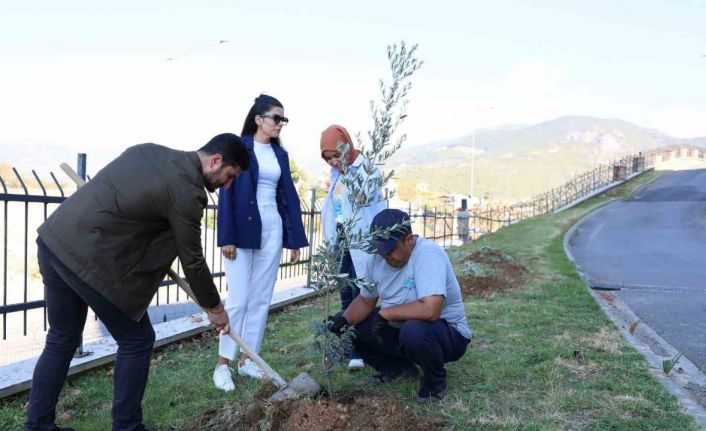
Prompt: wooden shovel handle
<box><xmin>167</xmin><ymin>269</ymin><xmax>287</xmax><ymax>388</ymax></box>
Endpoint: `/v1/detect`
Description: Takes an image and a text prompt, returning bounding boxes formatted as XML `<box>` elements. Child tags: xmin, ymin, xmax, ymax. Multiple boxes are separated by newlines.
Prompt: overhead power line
<box><xmin>166</xmin><ymin>40</ymin><xmax>228</xmax><ymax>61</ymax></box>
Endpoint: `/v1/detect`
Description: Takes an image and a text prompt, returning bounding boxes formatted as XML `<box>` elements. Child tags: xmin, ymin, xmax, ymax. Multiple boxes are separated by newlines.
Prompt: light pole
<box><xmin>469</xmin><ymin>106</ymin><xmax>495</xmax><ymax>206</ymax></box>
<box><xmin>470</xmin><ymin>128</ymin><xmax>476</xmax><ymax>201</ymax></box>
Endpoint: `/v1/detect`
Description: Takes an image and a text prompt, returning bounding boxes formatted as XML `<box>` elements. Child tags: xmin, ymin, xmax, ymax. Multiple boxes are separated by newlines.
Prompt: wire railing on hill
<box><xmin>458</xmin><ymin>144</ymin><xmax>705</xmax><ymax>241</ymax></box>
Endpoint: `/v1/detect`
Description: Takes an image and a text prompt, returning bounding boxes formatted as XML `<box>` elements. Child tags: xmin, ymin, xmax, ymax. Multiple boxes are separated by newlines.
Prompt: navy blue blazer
<box><xmin>217</xmin><ymin>135</ymin><xmax>309</xmax><ymax>250</ymax></box>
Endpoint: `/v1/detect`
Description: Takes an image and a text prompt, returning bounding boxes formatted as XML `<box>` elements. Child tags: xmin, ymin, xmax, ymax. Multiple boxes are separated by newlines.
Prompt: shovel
<box><xmin>165</xmin><ymin>270</ymin><xmax>321</xmax><ymax>401</ymax></box>
<box><xmin>59</xmin><ymin>162</ymin><xmax>321</xmax><ymax>401</ymax></box>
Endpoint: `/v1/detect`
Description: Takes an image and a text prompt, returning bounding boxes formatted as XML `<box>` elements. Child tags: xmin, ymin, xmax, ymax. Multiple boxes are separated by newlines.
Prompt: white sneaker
<box><xmin>238</xmin><ymin>358</ymin><xmax>265</xmax><ymax>380</ymax></box>
<box><xmin>348</xmin><ymin>359</ymin><xmax>365</xmax><ymax>370</ymax></box>
<box><xmin>213</xmin><ymin>364</ymin><xmax>235</xmax><ymax>392</ymax></box>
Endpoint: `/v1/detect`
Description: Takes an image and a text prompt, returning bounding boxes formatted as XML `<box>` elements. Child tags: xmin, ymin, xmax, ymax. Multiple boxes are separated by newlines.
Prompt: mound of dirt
<box><xmin>457</xmin><ymin>246</ymin><xmax>528</xmax><ymax>298</ymax></box>
<box><xmin>187</xmin><ymin>391</ymin><xmax>444</xmax><ymax>431</ymax></box>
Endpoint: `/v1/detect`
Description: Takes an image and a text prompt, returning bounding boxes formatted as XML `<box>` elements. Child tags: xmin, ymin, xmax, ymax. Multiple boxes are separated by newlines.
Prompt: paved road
<box><xmin>568</xmin><ymin>169</ymin><xmax>706</xmax><ymax>372</ymax></box>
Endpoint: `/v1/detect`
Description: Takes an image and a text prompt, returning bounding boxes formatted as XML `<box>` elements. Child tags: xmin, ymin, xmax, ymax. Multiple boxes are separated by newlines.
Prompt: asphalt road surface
<box><xmin>568</xmin><ymin>169</ymin><xmax>706</xmax><ymax>372</ymax></box>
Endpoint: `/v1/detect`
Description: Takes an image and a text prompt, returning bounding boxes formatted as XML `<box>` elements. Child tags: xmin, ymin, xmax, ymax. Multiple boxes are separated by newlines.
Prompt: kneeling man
<box><xmin>328</xmin><ymin>209</ymin><xmax>472</xmax><ymax>403</ymax></box>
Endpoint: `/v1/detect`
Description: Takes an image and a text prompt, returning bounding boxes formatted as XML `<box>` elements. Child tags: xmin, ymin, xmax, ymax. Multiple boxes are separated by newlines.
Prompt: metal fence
<box><xmin>449</xmin><ymin>144</ymin><xmax>705</xmax><ymax>241</ymax></box>
<box><xmin>457</xmin><ymin>156</ymin><xmax>644</xmax><ymax>239</ymax></box>
<box><xmin>397</xmin><ymin>203</ymin><xmax>456</xmax><ymax>248</ymax></box>
<box><xmin>0</xmin><ymin>164</ymin><xmax>456</xmax><ymax>364</ymax></box>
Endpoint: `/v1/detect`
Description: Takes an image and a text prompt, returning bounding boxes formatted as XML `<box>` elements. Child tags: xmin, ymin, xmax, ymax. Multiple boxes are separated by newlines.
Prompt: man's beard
<box><xmin>203</xmin><ymin>169</ymin><xmax>221</xmax><ymax>192</ymax></box>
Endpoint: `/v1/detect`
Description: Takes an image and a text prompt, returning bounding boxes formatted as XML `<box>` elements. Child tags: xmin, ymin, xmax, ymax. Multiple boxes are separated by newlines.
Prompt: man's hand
<box><xmin>290</xmin><ymin>248</ymin><xmax>300</xmax><ymax>263</ymax></box>
<box><xmin>326</xmin><ymin>314</ymin><xmax>348</xmax><ymax>335</ymax></box>
<box><xmin>221</xmin><ymin>245</ymin><xmax>237</xmax><ymax>260</ymax></box>
<box><xmin>372</xmin><ymin>312</ymin><xmax>389</xmax><ymax>343</ymax></box>
<box><xmin>208</xmin><ymin>303</ymin><xmax>230</xmax><ymax>334</ymax></box>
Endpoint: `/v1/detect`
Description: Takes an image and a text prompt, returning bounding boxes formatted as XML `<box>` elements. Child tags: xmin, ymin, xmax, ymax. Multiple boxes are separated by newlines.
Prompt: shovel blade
<box><xmin>268</xmin><ymin>372</ymin><xmax>321</xmax><ymax>402</ymax></box>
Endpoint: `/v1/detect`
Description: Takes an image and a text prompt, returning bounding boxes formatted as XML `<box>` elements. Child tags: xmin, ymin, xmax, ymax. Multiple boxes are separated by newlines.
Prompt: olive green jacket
<box><xmin>38</xmin><ymin>143</ymin><xmax>221</xmax><ymax>321</ymax></box>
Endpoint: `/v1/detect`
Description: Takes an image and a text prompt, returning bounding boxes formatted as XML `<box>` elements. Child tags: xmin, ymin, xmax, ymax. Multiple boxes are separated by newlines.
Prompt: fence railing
<box><xmin>0</xmin><ymin>165</ymin><xmax>456</xmax><ymax>364</ymax></box>
<box><xmin>453</xmin><ymin>144</ymin><xmax>705</xmax><ymax>241</ymax></box>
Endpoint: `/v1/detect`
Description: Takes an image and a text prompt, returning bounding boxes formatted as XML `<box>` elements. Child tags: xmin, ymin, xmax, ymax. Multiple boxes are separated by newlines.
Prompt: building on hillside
<box><xmin>383</xmin><ymin>178</ymin><xmax>407</xmax><ymax>209</ymax></box>
<box><xmin>443</xmin><ymin>193</ymin><xmax>482</xmax><ymax>210</ymax></box>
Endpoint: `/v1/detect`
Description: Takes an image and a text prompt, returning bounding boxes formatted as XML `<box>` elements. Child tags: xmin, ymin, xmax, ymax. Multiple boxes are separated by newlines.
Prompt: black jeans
<box><xmin>336</xmin><ymin>227</ymin><xmax>361</xmax><ymax>360</ymax></box>
<box><xmin>345</xmin><ymin>308</ymin><xmax>470</xmax><ymax>393</ymax></box>
<box><xmin>339</xmin><ymin>247</ymin><xmax>359</xmax><ymax>311</ymax></box>
<box><xmin>27</xmin><ymin>238</ymin><xmax>155</xmax><ymax>431</ymax></box>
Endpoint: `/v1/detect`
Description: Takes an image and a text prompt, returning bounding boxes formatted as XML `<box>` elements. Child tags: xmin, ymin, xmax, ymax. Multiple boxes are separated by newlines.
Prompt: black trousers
<box><xmin>26</xmin><ymin>238</ymin><xmax>155</xmax><ymax>431</ymax></box>
<box><xmin>347</xmin><ymin>308</ymin><xmax>470</xmax><ymax>393</ymax></box>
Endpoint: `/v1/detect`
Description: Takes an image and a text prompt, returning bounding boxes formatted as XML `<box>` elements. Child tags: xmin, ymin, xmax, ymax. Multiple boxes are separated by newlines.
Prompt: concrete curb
<box><xmin>564</xmin><ymin>206</ymin><xmax>706</xmax><ymax>429</ymax></box>
<box><xmin>0</xmin><ymin>285</ymin><xmax>316</xmax><ymax>399</ymax></box>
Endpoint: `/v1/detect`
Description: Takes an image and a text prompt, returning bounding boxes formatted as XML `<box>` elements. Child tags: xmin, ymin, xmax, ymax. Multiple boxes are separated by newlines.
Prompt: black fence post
<box><xmin>441</xmin><ymin>206</ymin><xmax>447</xmax><ymax>246</ymax></box>
<box><xmin>432</xmin><ymin>207</ymin><xmax>439</xmax><ymax>245</ymax></box>
<box><xmin>422</xmin><ymin>205</ymin><xmax>428</xmax><ymax>238</ymax></box>
<box><xmin>74</xmin><ymin>153</ymin><xmax>91</xmax><ymax>359</ymax></box>
<box><xmin>77</xmin><ymin>153</ymin><xmax>86</xmax><ymax>183</ymax></box>
<box><xmin>305</xmin><ymin>188</ymin><xmax>316</xmax><ymax>289</ymax></box>
<box><xmin>457</xmin><ymin>199</ymin><xmax>468</xmax><ymax>245</ymax></box>
<box><xmin>449</xmin><ymin>205</ymin><xmax>454</xmax><ymax>244</ymax></box>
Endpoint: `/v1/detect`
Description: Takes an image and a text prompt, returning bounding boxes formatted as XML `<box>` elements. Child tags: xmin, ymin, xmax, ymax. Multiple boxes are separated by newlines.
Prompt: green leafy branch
<box><xmin>307</xmin><ymin>41</ymin><xmax>423</xmax><ymax>397</ymax></box>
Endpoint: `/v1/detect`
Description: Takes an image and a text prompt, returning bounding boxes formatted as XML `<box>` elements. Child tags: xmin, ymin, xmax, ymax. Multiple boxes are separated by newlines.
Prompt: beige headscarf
<box><xmin>320</xmin><ymin>124</ymin><xmax>359</xmax><ymax>165</ymax></box>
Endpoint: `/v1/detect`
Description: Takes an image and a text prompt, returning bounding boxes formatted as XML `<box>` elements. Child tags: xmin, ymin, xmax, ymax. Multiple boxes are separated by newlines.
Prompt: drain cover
<box><xmin>589</xmin><ymin>281</ymin><xmax>706</xmax><ymax>294</ymax></box>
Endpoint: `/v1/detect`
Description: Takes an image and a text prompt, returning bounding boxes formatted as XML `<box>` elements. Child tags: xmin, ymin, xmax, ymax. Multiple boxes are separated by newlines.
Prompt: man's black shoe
<box><xmin>416</xmin><ymin>384</ymin><xmax>448</xmax><ymax>404</ymax></box>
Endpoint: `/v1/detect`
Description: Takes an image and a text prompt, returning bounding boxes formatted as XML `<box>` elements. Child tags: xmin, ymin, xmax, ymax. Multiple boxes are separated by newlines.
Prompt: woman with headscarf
<box><xmin>213</xmin><ymin>94</ymin><xmax>308</xmax><ymax>391</ymax></box>
<box><xmin>320</xmin><ymin>125</ymin><xmax>387</xmax><ymax>370</ymax></box>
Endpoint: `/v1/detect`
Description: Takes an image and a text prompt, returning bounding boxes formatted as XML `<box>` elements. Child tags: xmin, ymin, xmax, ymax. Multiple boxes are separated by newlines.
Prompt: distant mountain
<box><xmin>0</xmin><ymin>140</ymin><xmax>76</xmax><ymax>172</ymax></box>
<box><xmin>390</xmin><ymin>116</ymin><xmax>704</xmax><ymax>203</ymax></box>
<box><xmin>4</xmin><ymin>116</ymin><xmax>704</xmax><ymax>202</ymax></box>
<box><xmin>686</xmin><ymin>137</ymin><xmax>706</xmax><ymax>147</ymax></box>
<box><xmin>0</xmin><ymin>139</ymin><xmax>121</xmax><ymax>183</ymax></box>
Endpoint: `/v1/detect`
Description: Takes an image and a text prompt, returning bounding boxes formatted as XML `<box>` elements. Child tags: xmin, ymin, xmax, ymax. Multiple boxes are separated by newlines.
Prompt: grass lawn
<box><xmin>1</xmin><ymin>169</ymin><xmax>700</xmax><ymax>430</ymax></box>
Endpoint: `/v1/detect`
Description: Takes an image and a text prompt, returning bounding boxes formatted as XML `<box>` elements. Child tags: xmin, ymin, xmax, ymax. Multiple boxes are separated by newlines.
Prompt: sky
<box><xmin>1</xmin><ymin>0</ymin><xmax>705</xmax><ymax>174</ymax></box>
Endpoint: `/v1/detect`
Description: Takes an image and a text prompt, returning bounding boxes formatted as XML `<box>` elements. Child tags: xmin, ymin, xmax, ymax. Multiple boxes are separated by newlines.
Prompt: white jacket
<box><xmin>321</xmin><ymin>153</ymin><xmax>387</xmax><ymax>278</ymax></box>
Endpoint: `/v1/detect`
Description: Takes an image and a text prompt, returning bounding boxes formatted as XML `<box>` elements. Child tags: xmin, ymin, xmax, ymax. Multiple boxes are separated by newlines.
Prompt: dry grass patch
<box><xmin>548</xmin><ymin>409</ymin><xmax>595</xmax><ymax>430</ymax></box>
<box><xmin>555</xmin><ymin>331</ymin><xmax>576</xmax><ymax>342</ymax></box>
<box><xmin>613</xmin><ymin>394</ymin><xmax>647</xmax><ymax>403</ymax></box>
<box><xmin>468</xmin><ymin>414</ymin><xmax>523</xmax><ymax>427</ymax></box>
<box><xmin>587</xmin><ymin>326</ymin><xmax>623</xmax><ymax>354</ymax></box>
<box><xmin>554</xmin><ymin>356</ymin><xmax>598</xmax><ymax>379</ymax></box>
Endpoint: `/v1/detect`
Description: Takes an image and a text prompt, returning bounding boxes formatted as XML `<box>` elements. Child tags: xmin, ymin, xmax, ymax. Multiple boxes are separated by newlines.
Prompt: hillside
<box><xmin>390</xmin><ymin>116</ymin><xmax>702</xmax><ymax>203</ymax></box>
<box><xmin>0</xmin><ymin>162</ymin><xmax>71</xmax><ymax>192</ymax></box>
<box><xmin>3</xmin><ymin>116</ymin><xmax>704</xmax><ymax>203</ymax></box>
<box><xmin>0</xmin><ymin>139</ymin><xmax>119</xmax><ymax>179</ymax></box>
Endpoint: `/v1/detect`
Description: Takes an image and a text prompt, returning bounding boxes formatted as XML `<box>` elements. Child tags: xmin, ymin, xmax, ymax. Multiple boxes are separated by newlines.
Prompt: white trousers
<box><xmin>218</xmin><ymin>205</ymin><xmax>283</xmax><ymax>361</ymax></box>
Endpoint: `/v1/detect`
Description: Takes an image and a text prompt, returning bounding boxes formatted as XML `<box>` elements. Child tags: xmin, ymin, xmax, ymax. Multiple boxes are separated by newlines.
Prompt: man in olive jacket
<box><xmin>26</xmin><ymin>133</ymin><xmax>249</xmax><ymax>431</ymax></box>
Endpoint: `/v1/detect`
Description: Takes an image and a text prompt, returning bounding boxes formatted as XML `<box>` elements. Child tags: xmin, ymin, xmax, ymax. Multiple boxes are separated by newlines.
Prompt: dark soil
<box><xmin>457</xmin><ymin>246</ymin><xmax>528</xmax><ymax>298</ymax></box>
<box><xmin>186</xmin><ymin>390</ymin><xmax>445</xmax><ymax>431</ymax></box>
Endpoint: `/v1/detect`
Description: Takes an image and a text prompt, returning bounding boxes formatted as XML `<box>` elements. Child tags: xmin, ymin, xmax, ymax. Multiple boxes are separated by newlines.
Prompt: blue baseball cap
<box><xmin>369</xmin><ymin>209</ymin><xmax>412</xmax><ymax>255</ymax></box>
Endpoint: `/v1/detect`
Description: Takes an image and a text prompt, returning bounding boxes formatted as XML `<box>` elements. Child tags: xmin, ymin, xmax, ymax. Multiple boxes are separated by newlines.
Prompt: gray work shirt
<box><xmin>362</xmin><ymin>236</ymin><xmax>472</xmax><ymax>339</ymax></box>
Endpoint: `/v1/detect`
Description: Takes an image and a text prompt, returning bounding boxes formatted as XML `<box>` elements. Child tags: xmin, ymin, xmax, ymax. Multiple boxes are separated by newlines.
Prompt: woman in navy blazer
<box><xmin>213</xmin><ymin>94</ymin><xmax>308</xmax><ymax>391</ymax></box>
